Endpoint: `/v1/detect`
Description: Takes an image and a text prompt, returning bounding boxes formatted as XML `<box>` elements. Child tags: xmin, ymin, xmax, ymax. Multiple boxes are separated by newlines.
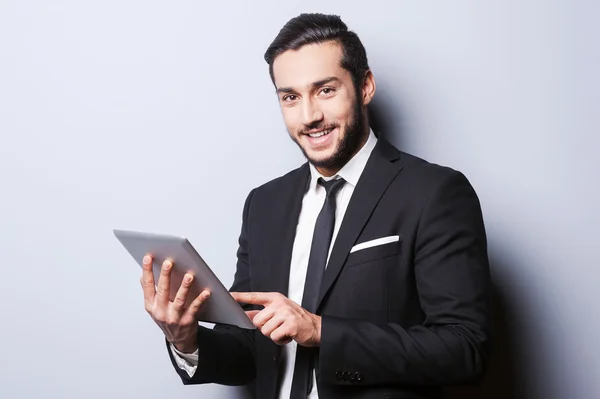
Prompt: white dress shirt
<box><xmin>170</xmin><ymin>129</ymin><xmax>378</xmax><ymax>398</ymax></box>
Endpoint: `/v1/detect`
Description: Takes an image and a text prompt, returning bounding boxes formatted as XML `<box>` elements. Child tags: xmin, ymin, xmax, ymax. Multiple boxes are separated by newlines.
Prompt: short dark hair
<box><xmin>264</xmin><ymin>13</ymin><xmax>370</xmax><ymax>92</ymax></box>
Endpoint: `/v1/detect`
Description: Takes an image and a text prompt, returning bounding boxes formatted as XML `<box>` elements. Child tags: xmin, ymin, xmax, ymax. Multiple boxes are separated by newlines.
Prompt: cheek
<box><xmin>281</xmin><ymin>107</ymin><xmax>301</xmax><ymax>133</ymax></box>
<box><xmin>322</xmin><ymin>97</ymin><xmax>353</xmax><ymax>126</ymax></box>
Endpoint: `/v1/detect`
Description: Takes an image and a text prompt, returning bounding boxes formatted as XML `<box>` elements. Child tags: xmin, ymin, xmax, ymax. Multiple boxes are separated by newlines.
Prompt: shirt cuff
<box><xmin>169</xmin><ymin>343</ymin><xmax>199</xmax><ymax>378</ymax></box>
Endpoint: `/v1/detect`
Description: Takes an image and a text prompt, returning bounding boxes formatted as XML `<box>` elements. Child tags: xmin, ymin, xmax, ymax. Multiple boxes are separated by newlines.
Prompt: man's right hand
<box><xmin>140</xmin><ymin>255</ymin><xmax>211</xmax><ymax>353</ymax></box>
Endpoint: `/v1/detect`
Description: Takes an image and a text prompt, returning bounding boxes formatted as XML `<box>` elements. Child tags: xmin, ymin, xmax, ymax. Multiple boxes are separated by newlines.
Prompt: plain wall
<box><xmin>1</xmin><ymin>1</ymin><xmax>598</xmax><ymax>398</ymax></box>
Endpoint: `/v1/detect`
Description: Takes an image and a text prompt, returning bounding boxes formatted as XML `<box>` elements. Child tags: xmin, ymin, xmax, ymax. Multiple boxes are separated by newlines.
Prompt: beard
<box><xmin>289</xmin><ymin>96</ymin><xmax>366</xmax><ymax>172</ymax></box>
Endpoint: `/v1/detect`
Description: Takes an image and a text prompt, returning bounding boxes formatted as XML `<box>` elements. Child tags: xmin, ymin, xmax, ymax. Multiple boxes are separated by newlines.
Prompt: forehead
<box><xmin>272</xmin><ymin>41</ymin><xmax>350</xmax><ymax>89</ymax></box>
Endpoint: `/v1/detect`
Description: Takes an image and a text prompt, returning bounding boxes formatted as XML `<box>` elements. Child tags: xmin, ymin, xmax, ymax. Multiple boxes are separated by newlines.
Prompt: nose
<box><xmin>300</xmin><ymin>98</ymin><xmax>324</xmax><ymax>127</ymax></box>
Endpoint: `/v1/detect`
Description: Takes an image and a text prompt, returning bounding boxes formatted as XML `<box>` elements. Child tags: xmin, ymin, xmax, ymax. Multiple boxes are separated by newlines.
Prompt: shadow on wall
<box><xmin>443</xmin><ymin>266</ymin><xmax>527</xmax><ymax>399</ymax></box>
<box><xmin>367</xmin><ymin>90</ymin><xmax>407</xmax><ymax>148</ymax></box>
<box><xmin>369</xmin><ymin>99</ymin><xmax>530</xmax><ymax>399</ymax></box>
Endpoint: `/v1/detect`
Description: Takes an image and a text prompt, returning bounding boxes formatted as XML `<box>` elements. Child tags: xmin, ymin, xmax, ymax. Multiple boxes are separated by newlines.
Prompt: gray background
<box><xmin>1</xmin><ymin>1</ymin><xmax>598</xmax><ymax>398</ymax></box>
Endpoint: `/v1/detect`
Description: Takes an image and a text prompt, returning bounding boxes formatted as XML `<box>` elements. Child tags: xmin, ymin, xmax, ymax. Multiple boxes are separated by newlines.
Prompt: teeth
<box><xmin>309</xmin><ymin>129</ymin><xmax>332</xmax><ymax>138</ymax></box>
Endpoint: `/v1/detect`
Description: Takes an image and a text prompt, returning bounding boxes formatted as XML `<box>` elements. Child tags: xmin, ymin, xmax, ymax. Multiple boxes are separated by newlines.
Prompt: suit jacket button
<box><xmin>342</xmin><ymin>372</ymin><xmax>350</xmax><ymax>381</ymax></box>
<box><xmin>334</xmin><ymin>371</ymin><xmax>342</xmax><ymax>381</ymax></box>
<box><xmin>355</xmin><ymin>372</ymin><xmax>363</xmax><ymax>382</ymax></box>
<box><xmin>350</xmin><ymin>373</ymin><xmax>357</xmax><ymax>382</ymax></box>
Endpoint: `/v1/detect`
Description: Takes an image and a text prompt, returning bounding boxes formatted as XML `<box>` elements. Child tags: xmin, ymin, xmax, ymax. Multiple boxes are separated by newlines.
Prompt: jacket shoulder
<box><xmin>396</xmin><ymin>149</ymin><xmax>476</xmax><ymax>196</ymax></box>
<box><xmin>255</xmin><ymin>163</ymin><xmax>307</xmax><ymax>191</ymax></box>
<box><xmin>243</xmin><ymin>163</ymin><xmax>309</xmax><ymax>207</ymax></box>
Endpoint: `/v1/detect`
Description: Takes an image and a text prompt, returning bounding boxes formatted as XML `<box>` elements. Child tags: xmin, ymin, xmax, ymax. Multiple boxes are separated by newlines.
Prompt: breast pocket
<box><xmin>345</xmin><ymin>236</ymin><xmax>402</xmax><ymax>268</ymax></box>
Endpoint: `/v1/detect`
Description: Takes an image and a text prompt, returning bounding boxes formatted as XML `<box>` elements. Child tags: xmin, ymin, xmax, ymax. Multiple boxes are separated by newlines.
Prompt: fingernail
<box><xmin>163</xmin><ymin>261</ymin><xmax>172</xmax><ymax>270</ymax></box>
<box><xmin>202</xmin><ymin>291</ymin><xmax>211</xmax><ymax>299</ymax></box>
<box><xmin>143</xmin><ymin>256</ymin><xmax>151</xmax><ymax>264</ymax></box>
<box><xmin>184</xmin><ymin>274</ymin><xmax>192</xmax><ymax>283</ymax></box>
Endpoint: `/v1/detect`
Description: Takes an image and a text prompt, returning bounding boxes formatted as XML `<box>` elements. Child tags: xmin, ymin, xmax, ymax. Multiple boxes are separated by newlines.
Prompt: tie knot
<box><xmin>318</xmin><ymin>177</ymin><xmax>346</xmax><ymax>198</ymax></box>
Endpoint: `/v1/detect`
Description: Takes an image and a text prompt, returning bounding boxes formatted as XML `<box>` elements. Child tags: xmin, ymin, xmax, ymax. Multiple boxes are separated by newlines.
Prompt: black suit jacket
<box><xmin>167</xmin><ymin>138</ymin><xmax>493</xmax><ymax>399</ymax></box>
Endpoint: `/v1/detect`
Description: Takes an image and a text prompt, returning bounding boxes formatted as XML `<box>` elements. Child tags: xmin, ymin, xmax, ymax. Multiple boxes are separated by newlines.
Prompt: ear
<box><xmin>361</xmin><ymin>70</ymin><xmax>376</xmax><ymax>106</ymax></box>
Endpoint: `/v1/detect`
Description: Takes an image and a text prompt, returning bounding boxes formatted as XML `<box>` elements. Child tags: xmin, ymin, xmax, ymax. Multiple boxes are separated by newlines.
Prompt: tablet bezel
<box><xmin>113</xmin><ymin>229</ymin><xmax>255</xmax><ymax>330</ymax></box>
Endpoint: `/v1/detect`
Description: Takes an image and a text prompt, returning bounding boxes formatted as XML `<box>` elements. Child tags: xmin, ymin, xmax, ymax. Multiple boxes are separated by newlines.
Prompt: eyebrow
<box><xmin>276</xmin><ymin>76</ymin><xmax>341</xmax><ymax>94</ymax></box>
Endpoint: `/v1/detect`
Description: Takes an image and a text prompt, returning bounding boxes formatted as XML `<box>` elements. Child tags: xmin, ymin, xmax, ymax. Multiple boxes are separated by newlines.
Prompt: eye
<box><xmin>282</xmin><ymin>94</ymin><xmax>298</xmax><ymax>102</ymax></box>
<box><xmin>319</xmin><ymin>87</ymin><xmax>336</xmax><ymax>96</ymax></box>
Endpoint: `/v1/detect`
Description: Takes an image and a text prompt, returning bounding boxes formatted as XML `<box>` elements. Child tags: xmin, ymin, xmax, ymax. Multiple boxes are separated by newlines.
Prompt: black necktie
<box><xmin>290</xmin><ymin>177</ymin><xmax>346</xmax><ymax>399</ymax></box>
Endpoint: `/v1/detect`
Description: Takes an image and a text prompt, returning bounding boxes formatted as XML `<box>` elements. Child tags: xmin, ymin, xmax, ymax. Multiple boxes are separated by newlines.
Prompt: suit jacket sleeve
<box><xmin>166</xmin><ymin>189</ymin><xmax>257</xmax><ymax>386</ymax></box>
<box><xmin>318</xmin><ymin>170</ymin><xmax>493</xmax><ymax>386</ymax></box>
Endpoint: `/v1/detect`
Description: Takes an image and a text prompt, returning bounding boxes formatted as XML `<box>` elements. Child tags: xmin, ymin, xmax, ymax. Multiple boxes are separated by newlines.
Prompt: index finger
<box><xmin>140</xmin><ymin>255</ymin><xmax>156</xmax><ymax>303</ymax></box>
<box><xmin>156</xmin><ymin>259</ymin><xmax>173</xmax><ymax>307</ymax></box>
<box><xmin>231</xmin><ymin>292</ymin><xmax>275</xmax><ymax>306</ymax></box>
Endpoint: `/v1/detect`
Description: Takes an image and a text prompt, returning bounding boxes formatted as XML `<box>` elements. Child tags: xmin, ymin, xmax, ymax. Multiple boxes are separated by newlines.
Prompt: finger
<box><xmin>260</xmin><ymin>315</ymin><xmax>285</xmax><ymax>338</ymax></box>
<box><xmin>172</xmin><ymin>273</ymin><xmax>194</xmax><ymax>314</ymax></box>
<box><xmin>245</xmin><ymin>310</ymin><xmax>260</xmax><ymax>321</ymax></box>
<box><xmin>231</xmin><ymin>292</ymin><xmax>275</xmax><ymax>306</ymax></box>
<box><xmin>140</xmin><ymin>255</ymin><xmax>156</xmax><ymax>308</ymax></box>
<box><xmin>270</xmin><ymin>325</ymin><xmax>293</xmax><ymax>346</ymax></box>
<box><xmin>250</xmin><ymin>307</ymin><xmax>276</xmax><ymax>329</ymax></box>
<box><xmin>183</xmin><ymin>290</ymin><xmax>211</xmax><ymax>322</ymax></box>
<box><xmin>156</xmin><ymin>260</ymin><xmax>173</xmax><ymax>308</ymax></box>
<box><xmin>276</xmin><ymin>337</ymin><xmax>292</xmax><ymax>346</ymax></box>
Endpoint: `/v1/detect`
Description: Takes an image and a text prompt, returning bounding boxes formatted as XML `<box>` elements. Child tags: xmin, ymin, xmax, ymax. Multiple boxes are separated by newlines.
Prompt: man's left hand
<box><xmin>231</xmin><ymin>292</ymin><xmax>321</xmax><ymax>347</ymax></box>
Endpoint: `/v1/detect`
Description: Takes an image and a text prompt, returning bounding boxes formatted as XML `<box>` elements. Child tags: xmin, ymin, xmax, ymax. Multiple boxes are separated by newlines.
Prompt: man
<box><xmin>140</xmin><ymin>13</ymin><xmax>493</xmax><ymax>399</ymax></box>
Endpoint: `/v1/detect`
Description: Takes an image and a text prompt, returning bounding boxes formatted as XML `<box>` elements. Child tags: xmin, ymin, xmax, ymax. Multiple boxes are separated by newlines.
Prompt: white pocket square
<box><xmin>350</xmin><ymin>235</ymin><xmax>400</xmax><ymax>254</ymax></box>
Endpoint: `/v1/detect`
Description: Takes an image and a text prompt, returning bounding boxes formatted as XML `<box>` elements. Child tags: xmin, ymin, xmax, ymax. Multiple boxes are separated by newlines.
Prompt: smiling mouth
<box><xmin>305</xmin><ymin>128</ymin><xmax>334</xmax><ymax>138</ymax></box>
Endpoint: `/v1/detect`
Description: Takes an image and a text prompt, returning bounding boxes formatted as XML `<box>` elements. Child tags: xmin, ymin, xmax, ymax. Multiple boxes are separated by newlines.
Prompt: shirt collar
<box><xmin>307</xmin><ymin>128</ymin><xmax>378</xmax><ymax>193</ymax></box>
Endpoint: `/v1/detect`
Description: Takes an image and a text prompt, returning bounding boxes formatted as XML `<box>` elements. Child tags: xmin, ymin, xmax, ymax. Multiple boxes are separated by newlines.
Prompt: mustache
<box><xmin>299</xmin><ymin>122</ymin><xmax>338</xmax><ymax>135</ymax></box>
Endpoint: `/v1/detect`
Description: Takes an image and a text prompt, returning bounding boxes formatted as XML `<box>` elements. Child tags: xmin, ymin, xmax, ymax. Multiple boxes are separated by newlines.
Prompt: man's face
<box><xmin>272</xmin><ymin>42</ymin><xmax>368</xmax><ymax>175</ymax></box>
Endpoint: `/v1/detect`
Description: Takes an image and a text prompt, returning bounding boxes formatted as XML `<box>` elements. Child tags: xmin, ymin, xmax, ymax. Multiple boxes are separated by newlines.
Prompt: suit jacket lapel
<box><xmin>268</xmin><ymin>163</ymin><xmax>310</xmax><ymax>296</ymax></box>
<box><xmin>316</xmin><ymin>139</ymin><xmax>403</xmax><ymax>311</ymax></box>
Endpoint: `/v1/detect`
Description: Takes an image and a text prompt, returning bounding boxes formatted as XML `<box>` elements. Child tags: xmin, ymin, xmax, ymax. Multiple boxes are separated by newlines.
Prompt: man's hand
<box><xmin>141</xmin><ymin>255</ymin><xmax>211</xmax><ymax>353</ymax></box>
<box><xmin>231</xmin><ymin>292</ymin><xmax>321</xmax><ymax>347</ymax></box>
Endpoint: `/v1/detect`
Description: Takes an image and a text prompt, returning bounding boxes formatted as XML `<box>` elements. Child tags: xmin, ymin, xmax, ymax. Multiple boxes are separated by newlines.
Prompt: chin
<box><xmin>305</xmin><ymin>148</ymin><xmax>338</xmax><ymax>167</ymax></box>
<box><xmin>308</xmin><ymin>154</ymin><xmax>340</xmax><ymax>169</ymax></box>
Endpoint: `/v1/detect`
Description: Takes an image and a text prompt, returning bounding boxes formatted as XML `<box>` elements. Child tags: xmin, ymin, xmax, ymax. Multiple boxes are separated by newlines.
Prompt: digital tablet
<box><xmin>113</xmin><ymin>229</ymin><xmax>255</xmax><ymax>330</ymax></box>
